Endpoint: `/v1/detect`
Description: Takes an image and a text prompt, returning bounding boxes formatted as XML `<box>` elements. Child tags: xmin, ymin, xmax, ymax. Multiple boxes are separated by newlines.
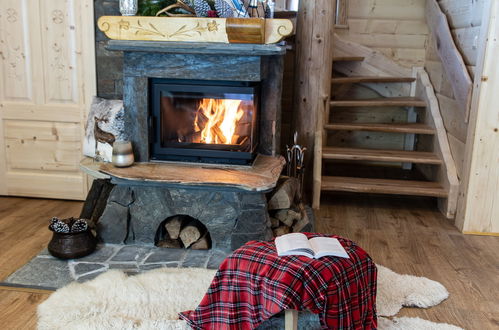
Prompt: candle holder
<box><xmin>119</xmin><ymin>0</ymin><xmax>138</xmax><ymax>16</ymax></box>
<box><xmin>112</xmin><ymin>141</ymin><xmax>134</xmax><ymax>167</ymax></box>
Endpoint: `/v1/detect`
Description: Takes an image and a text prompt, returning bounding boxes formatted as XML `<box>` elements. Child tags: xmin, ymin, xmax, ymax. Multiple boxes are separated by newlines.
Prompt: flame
<box><xmin>194</xmin><ymin>98</ymin><xmax>244</xmax><ymax>144</ymax></box>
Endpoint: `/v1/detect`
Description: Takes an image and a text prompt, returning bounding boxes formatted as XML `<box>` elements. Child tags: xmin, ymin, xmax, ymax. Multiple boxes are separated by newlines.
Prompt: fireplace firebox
<box><xmin>150</xmin><ymin>79</ymin><xmax>260</xmax><ymax>165</ymax></box>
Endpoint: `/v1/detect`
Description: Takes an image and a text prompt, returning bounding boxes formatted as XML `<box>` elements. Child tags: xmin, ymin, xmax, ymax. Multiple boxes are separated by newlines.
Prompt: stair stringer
<box><xmin>412</xmin><ymin>67</ymin><xmax>459</xmax><ymax>219</ymax></box>
<box><xmin>332</xmin><ymin>33</ymin><xmax>412</xmax><ymax>98</ymax></box>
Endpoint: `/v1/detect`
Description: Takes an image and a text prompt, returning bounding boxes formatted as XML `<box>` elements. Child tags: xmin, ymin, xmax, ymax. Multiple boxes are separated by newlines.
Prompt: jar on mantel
<box><xmin>120</xmin><ymin>0</ymin><xmax>138</xmax><ymax>16</ymax></box>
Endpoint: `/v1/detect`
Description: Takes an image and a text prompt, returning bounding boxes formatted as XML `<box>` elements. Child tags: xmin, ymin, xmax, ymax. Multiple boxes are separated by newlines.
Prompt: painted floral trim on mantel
<box><xmin>97</xmin><ymin>16</ymin><xmax>293</xmax><ymax>44</ymax></box>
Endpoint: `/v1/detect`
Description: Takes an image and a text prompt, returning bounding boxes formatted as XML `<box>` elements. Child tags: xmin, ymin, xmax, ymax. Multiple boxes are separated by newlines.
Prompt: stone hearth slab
<box><xmin>98</xmin><ymin>154</ymin><xmax>285</xmax><ymax>192</ymax></box>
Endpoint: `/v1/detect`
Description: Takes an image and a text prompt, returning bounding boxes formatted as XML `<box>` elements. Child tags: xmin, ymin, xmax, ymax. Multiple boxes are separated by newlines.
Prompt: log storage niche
<box><xmin>155</xmin><ymin>215</ymin><xmax>212</xmax><ymax>250</ymax></box>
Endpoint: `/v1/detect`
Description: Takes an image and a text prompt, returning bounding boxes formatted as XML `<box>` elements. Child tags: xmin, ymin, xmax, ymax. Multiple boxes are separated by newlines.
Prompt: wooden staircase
<box><xmin>314</xmin><ymin>55</ymin><xmax>459</xmax><ymax>218</ymax></box>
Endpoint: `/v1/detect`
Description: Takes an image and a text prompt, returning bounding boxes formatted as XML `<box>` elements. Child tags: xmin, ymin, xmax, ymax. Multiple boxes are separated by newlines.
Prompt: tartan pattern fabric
<box><xmin>179</xmin><ymin>233</ymin><xmax>377</xmax><ymax>329</ymax></box>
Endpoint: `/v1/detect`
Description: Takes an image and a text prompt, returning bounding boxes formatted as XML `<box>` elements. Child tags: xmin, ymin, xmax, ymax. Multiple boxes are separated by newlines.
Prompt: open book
<box><xmin>275</xmin><ymin>233</ymin><xmax>349</xmax><ymax>259</ymax></box>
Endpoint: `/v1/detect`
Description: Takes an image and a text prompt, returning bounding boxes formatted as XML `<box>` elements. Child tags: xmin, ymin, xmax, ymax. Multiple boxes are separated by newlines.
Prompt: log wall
<box><xmin>336</xmin><ymin>0</ymin><xmax>429</xmax><ymax>68</ymax></box>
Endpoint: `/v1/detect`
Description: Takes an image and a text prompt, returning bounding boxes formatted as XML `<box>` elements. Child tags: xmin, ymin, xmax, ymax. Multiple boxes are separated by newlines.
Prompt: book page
<box><xmin>275</xmin><ymin>233</ymin><xmax>314</xmax><ymax>257</ymax></box>
<box><xmin>309</xmin><ymin>237</ymin><xmax>349</xmax><ymax>259</ymax></box>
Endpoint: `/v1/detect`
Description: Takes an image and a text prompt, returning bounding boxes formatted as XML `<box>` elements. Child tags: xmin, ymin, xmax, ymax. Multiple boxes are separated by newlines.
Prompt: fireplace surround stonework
<box><xmin>106</xmin><ymin>40</ymin><xmax>286</xmax><ymax>162</ymax></box>
<box><xmin>86</xmin><ymin>41</ymin><xmax>289</xmax><ymax>261</ymax></box>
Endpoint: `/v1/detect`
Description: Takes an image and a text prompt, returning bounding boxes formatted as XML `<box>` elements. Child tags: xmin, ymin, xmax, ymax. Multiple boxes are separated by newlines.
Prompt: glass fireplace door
<box><xmin>150</xmin><ymin>79</ymin><xmax>259</xmax><ymax>164</ymax></box>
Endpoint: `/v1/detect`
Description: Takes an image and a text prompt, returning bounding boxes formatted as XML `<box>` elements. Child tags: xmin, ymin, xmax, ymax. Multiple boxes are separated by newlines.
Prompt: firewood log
<box><xmin>273</xmin><ymin>225</ymin><xmax>290</xmax><ymax>237</ymax></box>
<box><xmin>270</xmin><ymin>217</ymin><xmax>280</xmax><ymax>229</ymax></box>
<box><xmin>268</xmin><ymin>177</ymin><xmax>299</xmax><ymax>210</ymax></box>
<box><xmin>292</xmin><ymin>203</ymin><xmax>310</xmax><ymax>233</ymax></box>
<box><xmin>274</xmin><ymin>209</ymin><xmax>301</xmax><ymax>227</ymax></box>
<box><xmin>179</xmin><ymin>220</ymin><xmax>205</xmax><ymax>248</ymax></box>
<box><xmin>211</xmin><ymin>125</ymin><xmax>227</xmax><ymax>144</ymax></box>
<box><xmin>191</xmin><ymin>232</ymin><xmax>211</xmax><ymax>250</ymax></box>
<box><xmin>164</xmin><ymin>216</ymin><xmax>183</xmax><ymax>240</ymax></box>
<box><xmin>157</xmin><ymin>237</ymin><xmax>182</xmax><ymax>249</ymax></box>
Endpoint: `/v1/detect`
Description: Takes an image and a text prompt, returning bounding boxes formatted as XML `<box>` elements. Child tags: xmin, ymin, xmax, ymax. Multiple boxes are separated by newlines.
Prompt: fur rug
<box><xmin>37</xmin><ymin>265</ymin><xmax>462</xmax><ymax>330</ymax></box>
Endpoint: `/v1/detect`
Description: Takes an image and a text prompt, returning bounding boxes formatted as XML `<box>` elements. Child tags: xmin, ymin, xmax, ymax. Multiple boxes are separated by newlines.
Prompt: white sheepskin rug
<box><xmin>37</xmin><ymin>265</ymin><xmax>462</xmax><ymax>330</ymax></box>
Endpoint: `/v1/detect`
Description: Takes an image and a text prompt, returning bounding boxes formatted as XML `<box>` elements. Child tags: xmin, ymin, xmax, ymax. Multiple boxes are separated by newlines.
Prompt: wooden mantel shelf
<box><xmin>81</xmin><ymin>155</ymin><xmax>285</xmax><ymax>192</ymax></box>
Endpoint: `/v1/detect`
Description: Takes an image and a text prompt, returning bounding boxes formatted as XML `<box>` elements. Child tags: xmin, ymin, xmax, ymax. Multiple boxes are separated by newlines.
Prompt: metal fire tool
<box><xmin>285</xmin><ymin>132</ymin><xmax>306</xmax><ymax>199</ymax></box>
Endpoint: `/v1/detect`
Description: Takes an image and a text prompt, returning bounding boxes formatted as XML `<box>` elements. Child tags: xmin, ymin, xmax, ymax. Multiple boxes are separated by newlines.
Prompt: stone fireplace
<box><xmin>89</xmin><ymin>41</ymin><xmax>288</xmax><ymax>267</ymax></box>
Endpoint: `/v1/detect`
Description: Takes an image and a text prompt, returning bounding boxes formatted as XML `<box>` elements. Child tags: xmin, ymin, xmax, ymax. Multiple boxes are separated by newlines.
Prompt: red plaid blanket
<box><xmin>179</xmin><ymin>233</ymin><xmax>377</xmax><ymax>329</ymax></box>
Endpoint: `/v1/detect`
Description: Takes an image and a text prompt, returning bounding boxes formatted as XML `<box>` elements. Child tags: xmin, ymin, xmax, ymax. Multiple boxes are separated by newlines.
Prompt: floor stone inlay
<box><xmin>3</xmin><ymin>244</ymin><xmax>230</xmax><ymax>289</ymax></box>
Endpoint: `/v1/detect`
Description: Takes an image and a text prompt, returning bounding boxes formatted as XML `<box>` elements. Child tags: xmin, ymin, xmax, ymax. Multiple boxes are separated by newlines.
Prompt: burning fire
<box><xmin>194</xmin><ymin>98</ymin><xmax>244</xmax><ymax>144</ymax></box>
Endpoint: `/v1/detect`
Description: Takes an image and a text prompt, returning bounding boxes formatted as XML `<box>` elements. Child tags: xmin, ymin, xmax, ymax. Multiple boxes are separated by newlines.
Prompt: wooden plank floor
<box><xmin>0</xmin><ymin>195</ymin><xmax>498</xmax><ymax>329</ymax></box>
<box><xmin>319</xmin><ymin>193</ymin><xmax>499</xmax><ymax>330</ymax></box>
<box><xmin>0</xmin><ymin>197</ymin><xmax>82</xmax><ymax>329</ymax></box>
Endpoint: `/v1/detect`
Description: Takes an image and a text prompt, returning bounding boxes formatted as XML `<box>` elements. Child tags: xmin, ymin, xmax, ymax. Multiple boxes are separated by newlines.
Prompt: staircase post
<box><xmin>292</xmin><ymin>0</ymin><xmax>336</xmax><ymax>206</ymax></box>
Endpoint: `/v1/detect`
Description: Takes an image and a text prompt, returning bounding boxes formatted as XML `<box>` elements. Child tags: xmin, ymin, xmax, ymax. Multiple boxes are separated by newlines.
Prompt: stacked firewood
<box><xmin>156</xmin><ymin>215</ymin><xmax>211</xmax><ymax>250</ymax></box>
<box><xmin>268</xmin><ymin>176</ymin><xmax>310</xmax><ymax>237</ymax></box>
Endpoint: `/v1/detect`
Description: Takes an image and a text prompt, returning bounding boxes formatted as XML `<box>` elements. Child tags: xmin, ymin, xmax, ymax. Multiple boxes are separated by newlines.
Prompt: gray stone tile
<box><xmin>77</xmin><ymin>244</ymin><xmax>118</xmax><ymax>262</ymax></box>
<box><xmin>139</xmin><ymin>263</ymin><xmax>168</xmax><ymax>271</ymax></box>
<box><xmin>207</xmin><ymin>249</ymin><xmax>230</xmax><ymax>269</ymax></box>
<box><xmin>108</xmin><ymin>263</ymin><xmax>139</xmax><ymax>272</ymax></box>
<box><xmin>73</xmin><ymin>263</ymin><xmax>107</xmax><ymax>276</ymax></box>
<box><xmin>181</xmin><ymin>250</ymin><xmax>210</xmax><ymax>268</ymax></box>
<box><xmin>5</xmin><ymin>257</ymin><xmax>72</xmax><ymax>289</ymax></box>
<box><xmin>77</xmin><ymin>271</ymin><xmax>107</xmax><ymax>283</ymax></box>
<box><xmin>111</xmin><ymin>245</ymin><xmax>151</xmax><ymax>263</ymax></box>
<box><xmin>144</xmin><ymin>248</ymin><xmax>186</xmax><ymax>263</ymax></box>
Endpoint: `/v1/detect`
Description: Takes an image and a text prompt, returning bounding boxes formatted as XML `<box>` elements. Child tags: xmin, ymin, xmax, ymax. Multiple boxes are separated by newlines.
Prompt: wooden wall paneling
<box><xmin>438</xmin><ymin>0</ymin><xmax>485</xmax><ymax>29</ymax></box>
<box><xmin>347</xmin><ymin>18</ymin><xmax>428</xmax><ymax>35</ymax></box>
<box><xmin>333</xmin><ymin>34</ymin><xmax>411</xmax><ymax>77</ymax></box>
<box><xmin>336</xmin><ymin>0</ymin><xmax>428</xmax><ymax>68</ymax></box>
<box><xmin>348</xmin><ymin>0</ymin><xmax>425</xmax><ymax>20</ymax></box>
<box><xmin>425</xmin><ymin>60</ymin><xmax>444</xmax><ymax>92</ymax></box>
<box><xmin>447</xmin><ymin>133</ymin><xmax>465</xmax><ymax>179</ymax></box>
<box><xmin>426</xmin><ymin>0</ymin><xmax>473</xmax><ymax>121</ymax></box>
<box><xmin>435</xmin><ymin>94</ymin><xmax>467</xmax><ymax>142</ymax></box>
<box><xmin>414</xmin><ymin>68</ymin><xmax>459</xmax><ymax>219</ymax></box>
<box><xmin>456</xmin><ymin>0</ymin><xmax>499</xmax><ymax>234</ymax></box>
<box><xmin>451</xmin><ymin>26</ymin><xmax>481</xmax><ymax>66</ymax></box>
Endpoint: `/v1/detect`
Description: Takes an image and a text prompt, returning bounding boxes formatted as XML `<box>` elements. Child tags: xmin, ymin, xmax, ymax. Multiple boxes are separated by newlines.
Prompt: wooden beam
<box><xmin>456</xmin><ymin>0</ymin><xmax>499</xmax><ymax>234</ymax></box>
<box><xmin>293</xmin><ymin>0</ymin><xmax>336</xmax><ymax>206</ymax></box>
<box><xmin>425</xmin><ymin>0</ymin><xmax>473</xmax><ymax>120</ymax></box>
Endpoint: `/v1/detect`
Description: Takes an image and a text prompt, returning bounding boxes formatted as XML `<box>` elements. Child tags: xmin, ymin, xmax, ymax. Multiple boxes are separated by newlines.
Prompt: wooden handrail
<box><xmin>425</xmin><ymin>0</ymin><xmax>472</xmax><ymax>121</ymax></box>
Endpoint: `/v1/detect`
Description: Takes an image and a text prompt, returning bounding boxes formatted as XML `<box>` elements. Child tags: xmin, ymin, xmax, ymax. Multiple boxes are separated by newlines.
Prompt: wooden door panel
<box><xmin>0</xmin><ymin>0</ymin><xmax>34</xmax><ymax>102</ymax></box>
<box><xmin>0</xmin><ymin>0</ymin><xmax>95</xmax><ymax>200</ymax></box>
<box><xmin>6</xmin><ymin>171</ymin><xmax>85</xmax><ymax>200</ymax></box>
<box><xmin>40</xmin><ymin>0</ymin><xmax>80</xmax><ymax>105</ymax></box>
<box><xmin>4</xmin><ymin>120</ymin><xmax>81</xmax><ymax>172</ymax></box>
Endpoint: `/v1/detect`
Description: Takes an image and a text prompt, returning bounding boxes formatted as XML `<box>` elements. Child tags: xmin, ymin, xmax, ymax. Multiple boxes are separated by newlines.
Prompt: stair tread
<box><xmin>332</xmin><ymin>76</ymin><xmax>415</xmax><ymax>84</ymax></box>
<box><xmin>324</xmin><ymin>123</ymin><xmax>435</xmax><ymax>134</ymax></box>
<box><xmin>333</xmin><ymin>56</ymin><xmax>365</xmax><ymax>62</ymax></box>
<box><xmin>321</xmin><ymin>176</ymin><xmax>448</xmax><ymax>197</ymax></box>
<box><xmin>322</xmin><ymin>147</ymin><xmax>442</xmax><ymax>164</ymax></box>
<box><xmin>331</xmin><ymin>97</ymin><xmax>426</xmax><ymax>107</ymax></box>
